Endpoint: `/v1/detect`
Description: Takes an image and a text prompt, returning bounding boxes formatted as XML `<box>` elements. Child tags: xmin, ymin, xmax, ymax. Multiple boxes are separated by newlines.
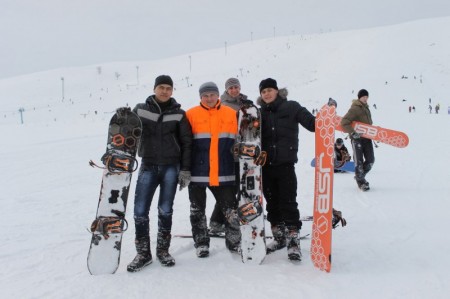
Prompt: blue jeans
<box><xmin>133</xmin><ymin>163</ymin><xmax>179</xmax><ymax>238</ymax></box>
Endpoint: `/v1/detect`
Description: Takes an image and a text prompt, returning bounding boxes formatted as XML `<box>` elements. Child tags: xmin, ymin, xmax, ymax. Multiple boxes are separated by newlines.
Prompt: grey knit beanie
<box><xmin>199</xmin><ymin>82</ymin><xmax>219</xmax><ymax>97</ymax></box>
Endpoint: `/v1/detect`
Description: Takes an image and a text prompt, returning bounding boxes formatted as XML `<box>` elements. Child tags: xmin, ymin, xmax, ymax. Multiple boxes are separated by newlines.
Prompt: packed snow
<box><xmin>1</xmin><ymin>17</ymin><xmax>449</xmax><ymax>299</ymax></box>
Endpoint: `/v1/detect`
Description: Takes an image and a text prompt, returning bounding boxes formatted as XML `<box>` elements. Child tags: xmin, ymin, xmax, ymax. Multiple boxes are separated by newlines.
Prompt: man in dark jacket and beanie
<box><xmin>257</xmin><ymin>78</ymin><xmax>316</xmax><ymax>261</ymax></box>
<box><xmin>340</xmin><ymin>89</ymin><xmax>374</xmax><ymax>191</ymax></box>
<box><xmin>127</xmin><ymin>75</ymin><xmax>192</xmax><ymax>271</ymax></box>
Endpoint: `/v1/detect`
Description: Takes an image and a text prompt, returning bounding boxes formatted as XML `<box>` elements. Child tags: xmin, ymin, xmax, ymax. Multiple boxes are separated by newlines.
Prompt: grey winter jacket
<box><xmin>220</xmin><ymin>91</ymin><xmax>250</xmax><ymax>111</ymax></box>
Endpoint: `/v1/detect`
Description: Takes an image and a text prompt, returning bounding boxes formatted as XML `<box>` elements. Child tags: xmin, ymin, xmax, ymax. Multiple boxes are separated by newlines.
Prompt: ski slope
<box><xmin>1</xmin><ymin>17</ymin><xmax>449</xmax><ymax>299</ymax></box>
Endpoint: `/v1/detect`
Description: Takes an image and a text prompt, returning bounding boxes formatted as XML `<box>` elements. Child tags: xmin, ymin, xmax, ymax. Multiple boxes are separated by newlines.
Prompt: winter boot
<box><xmin>355</xmin><ymin>175</ymin><xmax>370</xmax><ymax>191</ymax></box>
<box><xmin>286</xmin><ymin>225</ymin><xmax>302</xmax><ymax>261</ymax></box>
<box><xmin>196</xmin><ymin>245</ymin><xmax>209</xmax><ymax>258</ymax></box>
<box><xmin>266</xmin><ymin>223</ymin><xmax>286</xmax><ymax>254</ymax></box>
<box><xmin>156</xmin><ymin>231</ymin><xmax>175</xmax><ymax>267</ymax></box>
<box><xmin>209</xmin><ymin>221</ymin><xmax>225</xmax><ymax>236</ymax></box>
<box><xmin>356</xmin><ymin>179</ymin><xmax>370</xmax><ymax>191</ymax></box>
<box><xmin>127</xmin><ymin>236</ymin><xmax>152</xmax><ymax>272</ymax></box>
<box><xmin>224</xmin><ymin>214</ymin><xmax>241</xmax><ymax>254</ymax></box>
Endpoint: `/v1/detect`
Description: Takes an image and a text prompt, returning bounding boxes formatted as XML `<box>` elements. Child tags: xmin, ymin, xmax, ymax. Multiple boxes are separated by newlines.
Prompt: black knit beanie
<box><xmin>357</xmin><ymin>89</ymin><xmax>369</xmax><ymax>99</ymax></box>
<box><xmin>154</xmin><ymin>75</ymin><xmax>173</xmax><ymax>89</ymax></box>
<box><xmin>259</xmin><ymin>78</ymin><xmax>278</xmax><ymax>93</ymax></box>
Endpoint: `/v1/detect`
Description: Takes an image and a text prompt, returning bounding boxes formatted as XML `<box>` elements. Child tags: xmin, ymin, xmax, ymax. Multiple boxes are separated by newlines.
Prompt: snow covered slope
<box><xmin>1</xmin><ymin>17</ymin><xmax>449</xmax><ymax>299</ymax></box>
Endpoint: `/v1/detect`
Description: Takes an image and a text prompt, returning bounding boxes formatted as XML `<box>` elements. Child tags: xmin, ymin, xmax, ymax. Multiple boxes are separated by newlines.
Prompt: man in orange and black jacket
<box><xmin>186</xmin><ymin>82</ymin><xmax>241</xmax><ymax>258</ymax></box>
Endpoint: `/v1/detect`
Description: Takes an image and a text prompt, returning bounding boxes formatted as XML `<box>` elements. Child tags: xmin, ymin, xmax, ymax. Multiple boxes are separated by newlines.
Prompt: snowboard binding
<box><xmin>89</xmin><ymin>150</ymin><xmax>139</xmax><ymax>174</ymax></box>
<box><xmin>237</xmin><ymin>199</ymin><xmax>263</xmax><ymax>225</ymax></box>
<box><xmin>90</xmin><ymin>210</ymin><xmax>129</xmax><ymax>240</ymax></box>
<box><xmin>233</xmin><ymin>143</ymin><xmax>267</xmax><ymax>166</ymax></box>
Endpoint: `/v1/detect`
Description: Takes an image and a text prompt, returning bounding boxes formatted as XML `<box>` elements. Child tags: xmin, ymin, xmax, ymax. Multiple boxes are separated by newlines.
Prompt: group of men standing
<box><xmin>125</xmin><ymin>75</ymin><xmax>374</xmax><ymax>272</ymax></box>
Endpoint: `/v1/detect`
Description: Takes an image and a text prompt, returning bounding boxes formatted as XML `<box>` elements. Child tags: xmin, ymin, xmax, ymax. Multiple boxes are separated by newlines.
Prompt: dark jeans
<box><xmin>262</xmin><ymin>163</ymin><xmax>302</xmax><ymax>229</ymax></box>
<box><xmin>189</xmin><ymin>184</ymin><xmax>240</xmax><ymax>248</ymax></box>
<box><xmin>133</xmin><ymin>163</ymin><xmax>179</xmax><ymax>238</ymax></box>
<box><xmin>351</xmin><ymin>138</ymin><xmax>375</xmax><ymax>182</ymax></box>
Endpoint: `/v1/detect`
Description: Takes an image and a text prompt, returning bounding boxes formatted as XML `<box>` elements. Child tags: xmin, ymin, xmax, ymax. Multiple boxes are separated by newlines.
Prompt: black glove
<box><xmin>351</xmin><ymin>131</ymin><xmax>361</xmax><ymax>139</ymax></box>
<box><xmin>328</xmin><ymin>98</ymin><xmax>337</xmax><ymax>108</ymax></box>
<box><xmin>332</xmin><ymin>208</ymin><xmax>347</xmax><ymax>229</ymax></box>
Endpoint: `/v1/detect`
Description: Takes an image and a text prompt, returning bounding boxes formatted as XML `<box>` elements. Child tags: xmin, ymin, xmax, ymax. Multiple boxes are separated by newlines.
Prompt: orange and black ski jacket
<box><xmin>186</xmin><ymin>100</ymin><xmax>237</xmax><ymax>186</ymax></box>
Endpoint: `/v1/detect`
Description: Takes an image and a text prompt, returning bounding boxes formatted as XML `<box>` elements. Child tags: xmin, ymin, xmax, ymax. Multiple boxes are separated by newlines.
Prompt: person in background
<box><xmin>334</xmin><ymin>137</ymin><xmax>351</xmax><ymax>172</ymax></box>
<box><xmin>340</xmin><ymin>88</ymin><xmax>374</xmax><ymax>191</ymax></box>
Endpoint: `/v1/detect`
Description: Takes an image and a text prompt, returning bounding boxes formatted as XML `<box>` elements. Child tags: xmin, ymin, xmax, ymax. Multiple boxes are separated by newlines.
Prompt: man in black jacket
<box><xmin>127</xmin><ymin>75</ymin><xmax>192</xmax><ymax>271</ymax></box>
<box><xmin>257</xmin><ymin>78</ymin><xmax>316</xmax><ymax>261</ymax></box>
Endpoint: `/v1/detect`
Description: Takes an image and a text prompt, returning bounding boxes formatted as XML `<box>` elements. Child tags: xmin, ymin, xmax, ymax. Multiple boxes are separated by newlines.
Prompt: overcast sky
<box><xmin>2</xmin><ymin>0</ymin><xmax>450</xmax><ymax>79</ymax></box>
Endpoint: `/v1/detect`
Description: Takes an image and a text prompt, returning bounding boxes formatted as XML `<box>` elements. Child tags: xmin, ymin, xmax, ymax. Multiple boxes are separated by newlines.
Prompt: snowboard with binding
<box><xmin>234</xmin><ymin>104</ymin><xmax>267</xmax><ymax>264</ymax></box>
<box><xmin>334</xmin><ymin>115</ymin><xmax>409</xmax><ymax>148</ymax></box>
<box><xmin>87</xmin><ymin>108</ymin><xmax>142</xmax><ymax>275</ymax></box>
<box><xmin>311</xmin><ymin>104</ymin><xmax>336</xmax><ymax>272</ymax></box>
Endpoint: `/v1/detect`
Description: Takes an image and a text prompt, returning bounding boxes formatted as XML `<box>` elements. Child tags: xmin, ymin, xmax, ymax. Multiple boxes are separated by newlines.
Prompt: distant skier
<box><xmin>334</xmin><ymin>138</ymin><xmax>351</xmax><ymax>172</ymax></box>
<box><xmin>341</xmin><ymin>89</ymin><xmax>374</xmax><ymax>191</ymax></box>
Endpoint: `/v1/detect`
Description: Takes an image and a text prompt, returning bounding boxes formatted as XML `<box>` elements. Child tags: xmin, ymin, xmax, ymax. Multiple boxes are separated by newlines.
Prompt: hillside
<box><xmin>1</xmin><ymin>17</ymin><xmax>449</xmax><ymax>299</ymax></box>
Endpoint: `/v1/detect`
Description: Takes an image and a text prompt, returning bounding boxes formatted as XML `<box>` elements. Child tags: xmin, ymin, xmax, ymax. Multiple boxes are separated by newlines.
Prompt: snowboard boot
<box><xmin>286</xmin><ymin>225</ymin><xmax>302</xmax><ymax>261</ymax></box>
<box><xmin>209</xmin><ymin>221</ymin><xmax>225</xmax><ymax>236</ymax></box>
<box><xmin>266</xmin><ymin>223</ymin><xmax>287</xmax><ymax>254</ymax></box>
<box><xmin>355</xmin><ymin>175</ymin><xmax>370</xmax><ymax>191</ymax></box>
<box><xmin>127</xmin><ymin>236</ymin><xmax>152</xmax><ymax>272</ymax></box>
<box><xmin>224</xmin><ymin>216</ymin><xmax>241</xmax><ymax>254</ymax></box>
<box><xmin>156</xmin><ymin>230</ymin><xmax>175</xmax><ymax>267</ymax></box>
<box><xmin>196</xmin><ymin>245</ymin><xmax>209</xmax><ymax>258</ymax></box>
<box><xmin>356</xmin><ymin>179</ymin><xmax>370</xmax><ymax>191</ymax></box>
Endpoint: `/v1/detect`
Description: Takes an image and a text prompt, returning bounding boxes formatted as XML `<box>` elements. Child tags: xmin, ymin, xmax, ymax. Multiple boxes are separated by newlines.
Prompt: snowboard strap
<box><xmin>89</xmin><ymin>151</ymin><xmax>139</xmax><ymax>174</ymax></box>
<box><xmin>90</xmin><ymin>216</ymin><xmax>128</xmax><ymax>239</ymax></box>
<box><xmin>237</xmin><ymin>199</ymin><xmax>263</xmax><ymax>225</ymax></box>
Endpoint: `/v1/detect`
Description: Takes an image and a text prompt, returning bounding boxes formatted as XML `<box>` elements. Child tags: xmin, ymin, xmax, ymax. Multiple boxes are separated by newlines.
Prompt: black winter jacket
<box><xmin>133</xmin><ymin>96</ymin><xmax>192</xmax><ymax>170</ymax></box>
<box><xmin>258</xmin><ymin>89</ymin><xmax>315</xmax><ymax>166</ymax></box>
